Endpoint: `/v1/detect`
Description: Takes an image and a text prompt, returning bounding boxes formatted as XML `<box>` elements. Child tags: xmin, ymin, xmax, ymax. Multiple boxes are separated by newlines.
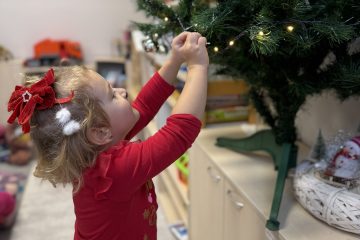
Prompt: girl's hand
<box><xmin>170</xmin><ymin>32</ymin><xmax>209</xmax><ymax>68</ymax></box>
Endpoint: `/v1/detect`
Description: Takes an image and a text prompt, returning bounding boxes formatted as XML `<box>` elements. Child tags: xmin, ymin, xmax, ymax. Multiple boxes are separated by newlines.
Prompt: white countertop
<box><xmin>195</xmin><ymin>124</ymin><xmax>359</xmax><ymax>240</ymax></box>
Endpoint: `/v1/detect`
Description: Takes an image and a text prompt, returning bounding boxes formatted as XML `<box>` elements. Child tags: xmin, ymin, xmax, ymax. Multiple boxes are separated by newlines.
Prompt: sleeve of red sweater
<box><xmin>107</xmin><ymin>114</ymin><xmax>202</xmax><ymax>199</ymax></box>
<box><xmin>125</xmin><ymin>72</ymin><xmax>175</xmax><ymax>140</ymax></box>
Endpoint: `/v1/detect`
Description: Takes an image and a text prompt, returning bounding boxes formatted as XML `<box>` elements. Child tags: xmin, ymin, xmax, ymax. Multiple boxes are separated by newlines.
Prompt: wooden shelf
<box><xmin>166</xmin><ymin>163</ymin><xmax>189</xmax><ymax>206</ymax></box>
<box><xmin>155</xmin><ymin>190</ymin><xmax>180</xmax><ymax>223</ymax></box>
<box><xmin>142</xmin><ymin>119</ymin><xmax>189</xmax><ymax>225</ymax></box>
<box><xmin>157</xmin><ymin>169</ymin><xmax>188</xmax><ymax>225</ymax></box>
<box><xmin>166</xmin><ymin>90</ymin><xmax>180</xmax><ymax>108</ymax></box>
<box><xmin>142</xmin><ymin>120</ymin><xmax>189</xmax><ymax>206</ymax></box>
<box><xmin>23</xmin><ymin>64</ymin><xmax>95</xmax><ymax>75</ymax></box>
<box><xmin>130</xmin><ymin>30</ymin><xmax>253</xmax><ymax>230</ymax></box>
<box><xmin>94</xmin><ymin>56</ymin><xmax>125</xmax><ymax>64</ymax></box>
<box><xmin>177</xmin><ymin>71</ymin><xmax>187</xmax><ymax>82</ymax></box>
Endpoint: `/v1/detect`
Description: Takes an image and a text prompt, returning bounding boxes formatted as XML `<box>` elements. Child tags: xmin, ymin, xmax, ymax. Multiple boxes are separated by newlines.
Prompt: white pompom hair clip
<box><xmin>55</xmin><ymin>108</ymin><xmax>81</xmax><ymax>136</ymax></box>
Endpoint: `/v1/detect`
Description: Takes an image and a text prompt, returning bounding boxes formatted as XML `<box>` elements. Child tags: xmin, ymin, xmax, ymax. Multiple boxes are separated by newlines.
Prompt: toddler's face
<box><xmin>88</xmin><ymin>71</ymin><xmax>137</xmax><ymax>142</ymax></box>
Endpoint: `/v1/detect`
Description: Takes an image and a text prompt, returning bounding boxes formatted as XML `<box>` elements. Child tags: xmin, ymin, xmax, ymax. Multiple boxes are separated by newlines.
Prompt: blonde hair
<box><xmin>29</xmin><ymin>66</ymin><xmax>110</xmax><ymax>192</ymax></box>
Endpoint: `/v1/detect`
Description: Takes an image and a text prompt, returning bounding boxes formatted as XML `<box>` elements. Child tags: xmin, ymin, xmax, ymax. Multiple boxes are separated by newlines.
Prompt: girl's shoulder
<box><xmin>80</xmin><ymin>140</ymin><xmax>140</xmax><ymax>200</ymax></box>
<box><xmin>90</xmin><ymin>139</ymin><xmax>142</xmax><ymax>172</ymax></box>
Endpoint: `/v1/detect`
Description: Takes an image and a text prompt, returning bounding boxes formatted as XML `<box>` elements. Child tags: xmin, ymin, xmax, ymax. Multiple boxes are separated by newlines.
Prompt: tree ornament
<box><xmin>142</xmin><ymin>37</ymin><xmax>157</xmax><ymax>52</ymax></box>
<box><xmin>158</xmin><ymin>44</ymin><xmax>167</xmax><ymax>53</ymax></box>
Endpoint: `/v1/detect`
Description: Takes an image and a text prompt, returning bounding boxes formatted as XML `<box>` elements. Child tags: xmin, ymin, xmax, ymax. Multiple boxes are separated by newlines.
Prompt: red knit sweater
<box><xmin>73</xmin><ymin>72</ymin><xmax>202</xmax><ymax>240</ymax></box>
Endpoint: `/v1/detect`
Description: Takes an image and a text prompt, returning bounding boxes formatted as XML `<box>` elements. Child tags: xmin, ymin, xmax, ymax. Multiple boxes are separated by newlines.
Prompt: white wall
<box><xmin>296</xmin><ymin>92</ymin><xmax>360</xmax><ymax>147</ymax></box>
<box><xmin>0</xmin><ymin>0</ymin><xmax>148</xmax><ymax>63</ymax></box>
<box><xmin>0</xmin><ymin>60</ymin><xmax>23</xmax><ymax>124</ymax></box>
<box><xmin>1</xmin><ymin>0</ymin><xmax>359</xmax><ymax>148</ymax></box>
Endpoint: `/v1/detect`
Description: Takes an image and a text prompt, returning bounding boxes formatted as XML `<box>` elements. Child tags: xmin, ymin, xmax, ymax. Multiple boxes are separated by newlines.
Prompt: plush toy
<box><xmin>4</xmin><ymin>123</ymin><xmax>32</xmax><ymax>165</ymax></box>
<box><xmin>0</xmin><ymin>191</ymin><xmax>16</xmax><ymax>228</ymax></box>
<box><xmin>325</xmin><ymin>136</ymin><xmax>360</xmax><ymax>179</ymax></box>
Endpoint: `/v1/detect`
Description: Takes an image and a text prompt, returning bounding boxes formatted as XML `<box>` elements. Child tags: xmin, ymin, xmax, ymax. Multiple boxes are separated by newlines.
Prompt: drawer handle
<box><xmin>207</xmin><ymin>166</ymin><xmax>221</xmax><ymax>183</ymax></box>
<box><xmin>227</xmin><ymin>190</ymin><xmax>244</xmax><ymax>209</ymax></box>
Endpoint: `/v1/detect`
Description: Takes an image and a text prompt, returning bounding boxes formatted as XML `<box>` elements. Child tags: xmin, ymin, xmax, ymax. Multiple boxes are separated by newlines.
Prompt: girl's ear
<box><xmin>87</xmin><ymin>127</ymin><xmax>112</xmax><ymax>145</ymax></box>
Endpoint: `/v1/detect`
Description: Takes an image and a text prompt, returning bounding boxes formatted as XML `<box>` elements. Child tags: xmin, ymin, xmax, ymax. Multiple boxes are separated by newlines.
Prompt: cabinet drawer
<box><xmin>223</xmin><ymin>181</ymin><xmax>266</xmax><ymax>240</ymax></box>
<box><xmin>189</xmin><ymin>147</ymin><xmax>224</xmax><ymax>240</ymax></box>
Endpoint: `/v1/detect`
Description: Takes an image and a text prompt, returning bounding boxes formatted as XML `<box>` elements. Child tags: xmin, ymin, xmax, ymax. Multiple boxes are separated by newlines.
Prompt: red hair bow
<box><xmin>7</xmin><ymin>68</ymin><xmax>74</xmax><ymax>133</ymax></box>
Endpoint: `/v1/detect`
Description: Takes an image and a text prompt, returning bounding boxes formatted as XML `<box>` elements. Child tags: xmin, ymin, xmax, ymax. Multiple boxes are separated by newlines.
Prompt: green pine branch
<box><xmin>135</xmin><ymin>0</ymin><xmax>360</xmax><ymax>144</ymax></box>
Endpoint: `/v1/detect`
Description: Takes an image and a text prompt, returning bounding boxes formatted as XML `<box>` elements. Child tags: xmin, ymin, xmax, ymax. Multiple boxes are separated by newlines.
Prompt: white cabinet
<box><xmin>189</xmin><ymin>137</ymin><xmax>266</xmax><ymax>240</ymax></box>
<box><xmin>189</xmin><ymin>125</ymin><xmax>360</xmax><ymax>240</ymax></box>
<box><xmin>223</xmin><ymin>181</ymin><xmax>266</xmax><ymax>240</ymax></box>
<box><xmin>189</xmin><ymin>147</ymin><xmax>224</xmax><ymax>240</ymax></box>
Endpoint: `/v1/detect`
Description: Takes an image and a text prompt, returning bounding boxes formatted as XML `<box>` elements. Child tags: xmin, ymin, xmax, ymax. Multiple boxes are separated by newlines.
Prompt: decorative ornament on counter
<box><xmin>324</xmin><ymin>136</ymin><xmax>360</xmax><ymax>180</ymax></box>
<box><xmin>293</xmin><ymin>131</ymin><xmax>360</xmax><ymax>234</ymax></box>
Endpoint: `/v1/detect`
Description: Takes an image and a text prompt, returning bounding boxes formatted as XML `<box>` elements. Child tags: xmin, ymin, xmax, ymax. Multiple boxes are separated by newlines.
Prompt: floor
<box><xmin>0</xmin><ymin>161</ymin><xmax>175</xmax><ymax>240</ymax></box>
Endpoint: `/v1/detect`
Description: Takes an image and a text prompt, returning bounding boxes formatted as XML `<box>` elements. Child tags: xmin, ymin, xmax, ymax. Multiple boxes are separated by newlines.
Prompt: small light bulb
<box><xmin>214</xmin><ymin>46</ymin><xmax>219</xmax><ymax>52</ymax></box>
<box><xmin>287</xmin><ymin>25</ymin><xmax>294</xmax><ymax>32</ymax></box>
<box><xmin>229</xmin><ymin>40</ymin><xmax>234</xmax><ymax>46</ymax></box>
<box><xmin>258</xmin><ymin>31</ymin><xmax>264</xmax><ymax>36</ymax></box>
<box><xmin>164</xmin><ymin>17</ymin><xmax>169</xmax><ymax>22</ymax></box>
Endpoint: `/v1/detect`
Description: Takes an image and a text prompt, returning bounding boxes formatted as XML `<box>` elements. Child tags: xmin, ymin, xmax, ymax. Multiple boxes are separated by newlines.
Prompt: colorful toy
<box><xmin>0</xmin><ymin>191</ymin><xmax>16</xmax><ymax>227</ymax></box>
<box><xmin>24</xmin><ymin>39</ymin><xmax>83</xmax><ymax>67</ymax></box>
<box><xmin>4</xmin><ymin>123</ymin><xmax>32</xmax><ymax>165</ymax></box>
<box><xmin>175</xmin><ymin>154</ymin><xmax>189</xmax><ymax>185</ymax></box>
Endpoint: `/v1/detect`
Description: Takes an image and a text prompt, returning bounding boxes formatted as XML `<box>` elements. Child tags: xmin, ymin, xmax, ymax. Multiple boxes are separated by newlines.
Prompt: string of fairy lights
<box><xmin>141</xmin><ymin>0</ymin><xmax>360</xmax><ymax>54</ymax></box>
<box><xmin>147</xmin><ymin>13</ymin><xmax>298</xmax><ymax>55</ymax></box>
<box><xmin>142</xmin><ymin>2</ymin><xmax>358</xmax><ymax>55</ymax></box>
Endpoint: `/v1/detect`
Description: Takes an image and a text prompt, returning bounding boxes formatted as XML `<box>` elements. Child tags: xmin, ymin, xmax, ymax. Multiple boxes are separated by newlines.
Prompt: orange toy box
<box><xmin>25</xmin><ymin>39</ymin><xmax>83</xmax><ymax>67</ymax></box>
<box><xmin>34</xmin><ymin>39</ymin><xmax>82</xmax><ymax>60</ymax></box>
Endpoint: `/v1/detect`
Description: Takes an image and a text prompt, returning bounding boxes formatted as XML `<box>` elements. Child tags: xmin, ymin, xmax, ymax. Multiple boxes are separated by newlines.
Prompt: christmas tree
<box><xmin>310</xmin><ymin>129</ymin><xmax>326</xmax><ymax>161</ymax></box>
<box><xmin>136</xmin><ymin>0</ymin><xmax>360</xmax><ymax>145</ymax></box>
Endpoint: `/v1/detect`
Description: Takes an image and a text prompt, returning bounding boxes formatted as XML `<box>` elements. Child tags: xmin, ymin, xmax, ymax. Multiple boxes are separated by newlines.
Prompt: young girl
<box><xmin>7</xmin><ymin>32</ymin><xmax>208</xmax><ymax>240</ymax></box>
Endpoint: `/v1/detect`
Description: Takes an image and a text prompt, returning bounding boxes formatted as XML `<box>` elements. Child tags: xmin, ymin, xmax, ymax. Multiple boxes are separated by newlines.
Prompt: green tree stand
<box><xmin>216</xmin><ymin>129</ymin><xmax>298</xmax><ymax>231</ymax></box>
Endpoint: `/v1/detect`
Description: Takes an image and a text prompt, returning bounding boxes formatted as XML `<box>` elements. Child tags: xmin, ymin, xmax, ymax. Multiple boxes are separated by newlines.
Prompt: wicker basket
<box><xmin>293</xmin><ymin>161</ymin><xmax>360</xmax><ymax>234</ymax></box>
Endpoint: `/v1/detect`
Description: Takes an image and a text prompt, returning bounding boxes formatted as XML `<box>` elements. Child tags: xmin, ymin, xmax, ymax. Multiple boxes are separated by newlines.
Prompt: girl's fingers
<box><xmin>172</xmin><ymin>32</ymin><xmax>190</xmax><ymax>47</ymax></box>
<box><xmin>186</xmin><ymin>32</ymin><xmax>202</xmax><ymax>45</ymax></box>
<box><xmin>198</xmin><ymin>37</ymin><xmax>207</xmax><ymax>47</ymax></box>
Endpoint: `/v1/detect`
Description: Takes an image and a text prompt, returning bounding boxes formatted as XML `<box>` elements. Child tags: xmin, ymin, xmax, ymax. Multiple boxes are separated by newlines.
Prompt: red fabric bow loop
<box><xmin>7</xmin><ymin>68</ymin><xmax>74</xmax><ymax>133</ymax></box>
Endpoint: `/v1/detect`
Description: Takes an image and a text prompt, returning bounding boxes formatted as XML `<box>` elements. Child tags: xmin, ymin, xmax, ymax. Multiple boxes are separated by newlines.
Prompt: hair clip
<box><xmin>8</xmin><ymin>68</ymin><xmax>75</xmax><ymax>133</ymax></box>
<box><xmin>55</xmin><ymin>108</ymin><xmax>80</xmax><ymax>136</ymax></box>
<box><xmin>63</xmin><ymin>120</ymin><xmax>81</xmax><ymax>136</ymax></box>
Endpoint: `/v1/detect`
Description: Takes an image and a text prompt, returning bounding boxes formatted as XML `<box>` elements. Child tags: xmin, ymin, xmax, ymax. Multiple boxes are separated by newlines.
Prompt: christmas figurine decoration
<box><xmin>325</xmin><ymin>136</ymin><xmax>360</xmax><ymax>180</ymax></box>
